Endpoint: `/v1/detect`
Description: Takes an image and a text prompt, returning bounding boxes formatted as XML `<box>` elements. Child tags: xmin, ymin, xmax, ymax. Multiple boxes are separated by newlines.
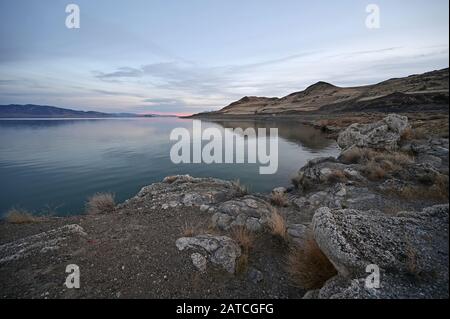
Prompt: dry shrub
<box><xmin>271</xmin><ymin>192</ymin><xmax>289</xmax><ymax>207</ymax></box>
<box><xmin>85</xmin><ymin>192</ymin><xmax>116</xmax><ymax>215</ymax></box>
<box><xmin>231</xmin><ymin>226</ymin><xmax>255</xmax><ymax>253</ymax></box>
<box><xmin>342</xmin><ymin>147</ymin><xmax>414</xmax><ymax>167</ymax></box>
<box><xmin>233</xmin><ymin>179</ymin><xmax>249</xmax><ymax>196</ymax></box>
<box><xmin>5</xmin><ymin>208</ymin><xmax>37</xmax><ymax>224</ymax></box>
<box><xmin>267</xmin><ymin>208</ymin><xmax>287</xmax><ymax>240</ymax></box>
<box><xmin>181</xmin><ymin>222</ymin><xmax>198</xmax><ymax>237</ymax></box>
<box><xmin>363</xmin><ymin>161</ymin><xmax>387</xmax><ymax>181</ymax></box>
<box><xmin>236</xmin><ymin>252</ymin><xmax>249</xmax><ymax>274</ymax></box>
<box><xmin>405</xmin><ymin>244</ymin><xmax>420</xmax><ymax>277</ymax></box>
<box><xmin>395</xmin><ymin>177</ymin><xmax>449</xmax><ymax>202</ymax></box>
<box><xmin>287</xmin><ymin>233</ymin><xmax>337</xmax><ymax>290</ymax></box>
<box><xmin>340</xmin><ymin>147</ymin><xmax>366</xmax><ymax>164</ymax></box>
<box><xmin>328</xmin><ymin>169</ymin><xmax>347</xmax><ymax>183</ymax></box>
<box><xmin>401</xmin><ymin>127</ymin><xmax>429</xmax><ymax>141</ymax></box>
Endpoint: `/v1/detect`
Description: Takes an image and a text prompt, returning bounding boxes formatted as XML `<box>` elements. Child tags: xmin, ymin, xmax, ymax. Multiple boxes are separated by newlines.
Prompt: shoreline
<box><xmin>0</xmin><ymin>112</ymin><xmax>448</xmax><ymax>299</ymax></box>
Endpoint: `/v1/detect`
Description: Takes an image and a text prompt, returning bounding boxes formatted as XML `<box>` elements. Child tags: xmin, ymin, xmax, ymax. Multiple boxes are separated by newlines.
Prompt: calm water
<box><xmin>0</xmin><ymin>118</ymin><xmax>339</xmax><ymax>217</ymax></box>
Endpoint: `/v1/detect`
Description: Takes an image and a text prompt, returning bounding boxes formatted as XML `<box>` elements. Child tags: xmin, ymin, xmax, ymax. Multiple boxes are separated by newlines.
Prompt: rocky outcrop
<box><xmin>211</xmin><ymin>195</ymin><xmax>273</xmax><ymax>232</ymax></box>
<box><xmin>337</xmin><ymin>114</ymin><xmax>409</xmax><ymax>151</ymax></box>
<box><xmin>308</xmin><ymin>205</ymin><xmax>449</xmax><ymax>298</ymax></box>
<box><xmin>118</xmin><ymin>175</ymin><xmax>245</xmax><ymax>213</ymax></box>
<box><xmin>0</xmin><ymin>224</ymin><xmax>87</xmax><ymax>265</ymax></box>
<box><xmin>175</xmin><ymin>235</ymin><xmax>242</xmax><ymax>274</ymax></box>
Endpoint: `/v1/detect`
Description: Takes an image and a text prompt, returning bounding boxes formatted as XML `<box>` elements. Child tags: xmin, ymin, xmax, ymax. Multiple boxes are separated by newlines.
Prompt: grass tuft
<box><xmin>85</xmin><ymin>192</ymin><xmax>116</xmax><ymax>215</ymax></box>
<box><xmin>267</xmin><ymin>208</ymin><xmax>287</xmax><ymax>240</ymax></box>
<box><xmin>286</xmin><ymin>232</ymin><xmax>337</xmax><ymax>290</ymax></box>
<box><xmin>5</xmin><ymin>208</ymin><xmax>38</xmax><ymax>224</ymax></box>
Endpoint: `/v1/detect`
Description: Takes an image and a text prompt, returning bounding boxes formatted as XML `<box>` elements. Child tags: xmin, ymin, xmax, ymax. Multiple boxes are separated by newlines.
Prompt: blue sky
<box><xmin>0</xmin><ymin>0</ymin><xmax>448</xmax><ymax>114</ymax></box>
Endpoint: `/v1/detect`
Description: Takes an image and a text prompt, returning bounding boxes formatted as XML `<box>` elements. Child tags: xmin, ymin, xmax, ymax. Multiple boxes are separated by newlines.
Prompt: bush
<box><xmin>233</xmin><ymin>179</ymin><xmax>249</xmax><ymax>196</ymax></box>
<box><xmin>287</xmin><ymin>233</ymin><xmax>337</xmax><ymax>290</ymax></box>
<box><xmin>85</xmin><ymin>192</ymin><xmax>116</xmax><ymax>215</ymax></box>
<box><xmin>267</xmin><ymin>208</ymin><xmax>287</xmax><ymax>240</ymax></box>
<box><xmin>231</xmin><ymin>226</ymin><xmax>255</xmax><ymax>253</ymax></box>
<box><xmin>271</xmin><ymin>192</ymin><xmax>289</xmax><ymax>207</ymax></box>
<box><xmin>5</xmin><ymin>208</ymin><xmax>37</xmax><ymax>224</ymax></box>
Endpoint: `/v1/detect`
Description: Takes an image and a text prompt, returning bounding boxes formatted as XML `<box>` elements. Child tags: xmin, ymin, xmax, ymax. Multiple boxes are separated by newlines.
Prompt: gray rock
<box><xmin>312</xmin><ymin>205</ymin><xmax>449</xmax><ymax>280</ymax></box>
<box><xmin>211</xmin><ymin>213</ymin><xmax>233</xmax><ymax>229</ymax></box>
<box><xmin>214</xmin><ymin>195</ymin><xmax>272</xmax><ymax>231</ymax></box>
<box><xmin>190</xmin><ymin>253</ymin><xmax>207</xmax><ymax>272</ymax></box>
<box><xmin>248</xmin><ymin>268</ymin><xmax>263</xmax><ymax>283</ymax></box>
<box><xmin>337</xmin><ymin>114</ymin><xmax>409</xmax><ymax>151</ymax></box>
<box><xmin>0</xmin><ymin>224</ymin><xmax>87</xmax><ymax>265</ymax></box>
<box><xmin>176</xmin><ymin>235</ymin><xmax>242</xmax><ymax>273</ymax></box>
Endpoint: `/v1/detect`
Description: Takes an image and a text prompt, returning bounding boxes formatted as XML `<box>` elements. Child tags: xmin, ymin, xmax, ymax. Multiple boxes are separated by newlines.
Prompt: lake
<box><xmin>0</xmin><ymin>118</ymin><xmax>340</xmax><ymax>217</ymax></box>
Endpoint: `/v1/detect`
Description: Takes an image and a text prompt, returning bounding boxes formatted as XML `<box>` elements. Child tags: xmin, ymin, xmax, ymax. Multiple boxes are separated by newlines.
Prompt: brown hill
<box><xmin>200</xmin><ymin>68</ymin><xmax>449</xmax><ymax>116</ymax></box>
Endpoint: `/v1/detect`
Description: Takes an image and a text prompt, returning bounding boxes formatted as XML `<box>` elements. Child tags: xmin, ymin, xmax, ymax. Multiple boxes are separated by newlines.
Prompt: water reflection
<box><xmin>0</xmin><ymin>118</ymin><xmax>340</xmax><ymax>216</ymax></box>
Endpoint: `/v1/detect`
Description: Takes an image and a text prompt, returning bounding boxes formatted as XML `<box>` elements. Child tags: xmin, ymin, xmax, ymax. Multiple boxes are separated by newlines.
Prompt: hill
<box><xmin>195</xmin><ymin>68</ymin><xmax>449</xmax><ymax>117</ymax></box>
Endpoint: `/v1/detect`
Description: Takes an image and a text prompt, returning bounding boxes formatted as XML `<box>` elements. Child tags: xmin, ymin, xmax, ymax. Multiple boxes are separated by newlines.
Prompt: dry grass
<box><xmin>286</xmin><ymin>233</ymin><xmax>337</xmax><ymax>290</ymax></box>
<box><xmin>233</xmin><ymin>179</ymin><xmax>249</xmax><ymax>196</ymax></box>
<box><xmin>394</xmin><ymin>181</ymin><xmax>449</xmax><ymax>202</ymax></box>
<box><xmin>231</xmin><ymin>226</ymin><xmax>255</xmax><ymax>253</ymax></box>
<box><xmin>327</xmin><ymin>169</ymin><xmax>347</xmax><ymax>183</ymax></box>
<box><xmin>341</xmin><ymin>147</ymin><xmax>414</xmax><ymax>166</ymax></box>
<box><xmin>342</xmin><ymin>148</ymin><xmax>414</xmax><ymax>181</ymax></box>
<box><xmin>405</xmin><ymin>244</ymin><xmax>420</xmax><ymax>277</ymax></box>
<box><xmin>5</xmin><ymin>208</ymin><xmax>38</xmax><ymax>224</ymax></box>
<box><xmin>267</xmin><ymin>208</ymin><xmax>287</xmax><ymax>240</ymax></box>
<box><xmin>181</xmin><ymin>222</ymin><xmax>198</xmax><ymax>237</ymax></box>
<box><xmin>402</xmin><ymin>126</ymin><xmax>436</xmax><ymax>141</ymax></box>
<box><xmin>271</xmin><ymin>192</ymin><xmax>289</xmax><ymax>207</ymax></box>
<box><xmin>85</xmin><ymin>192</ymin><xmax>116</xmax><ymax>215</ymax></box>
<box><xmin>236</xmin><ymin>252</ymin><xmax>249</xmax><ymax>274</ymax></box>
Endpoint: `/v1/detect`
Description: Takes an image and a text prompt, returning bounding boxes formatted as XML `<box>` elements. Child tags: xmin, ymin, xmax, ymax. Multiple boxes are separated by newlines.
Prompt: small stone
<box><xmin>248</xmin><ymin>268</ymin><xmax>263</xmax><ymax>283</ymax></box>
<box><xmin>190</xmin><ymin>253</ymin><xmax>207</xmax><ymax>272</ymax></box>
<box><xmin>200</xmin><ymin>205</ymin><xmax>210</xmax><ymax>212</ymax></box>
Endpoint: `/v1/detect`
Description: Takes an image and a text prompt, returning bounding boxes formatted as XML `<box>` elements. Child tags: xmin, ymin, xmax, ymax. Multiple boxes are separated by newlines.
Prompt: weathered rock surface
<box><xmin>176</xmin><ymin>235</ymin><xmax>242</xmax><ymax>273</ymax></box>
<box><xmin>337</xmin><ymin>114</ymin><xmax>409</xmax><ymax>151</ymax></box>
<box><xmin>118</xmin><ymin>175</ymin><xmax>245</xmax><ymax>213</ymax></box>
<box><xmin>309</xmin><ymin>205</ymin><xmax>449</xmax><ymax>298</ymax></box>
<box><xmin>0</xmin><ymin>224</ymin><xmax>87</xmax><ymax>265</ymax></box>
<box><xmin>211</xmin><ymin>195</ymin><xmax>273</xmax><ymax>231</ymax></box>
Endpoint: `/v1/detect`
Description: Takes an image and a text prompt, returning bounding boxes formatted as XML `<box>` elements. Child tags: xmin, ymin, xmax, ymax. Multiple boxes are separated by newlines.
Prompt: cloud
<box><xmin>95</xmin><ymin>67</ymin><xmax>144</xmax><ymax>79</ymax></box>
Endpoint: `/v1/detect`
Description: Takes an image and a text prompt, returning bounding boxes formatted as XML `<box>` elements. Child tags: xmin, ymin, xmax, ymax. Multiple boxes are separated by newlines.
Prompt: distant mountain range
<box><xmin>0</xmin><ymin>104</ymin><xmax>175</xmax><ymax>118</ymax></box>
<box><xmin>192</xmin><ymin>68</ymin><xmax>449</xmax><ymax>117</ymax></box>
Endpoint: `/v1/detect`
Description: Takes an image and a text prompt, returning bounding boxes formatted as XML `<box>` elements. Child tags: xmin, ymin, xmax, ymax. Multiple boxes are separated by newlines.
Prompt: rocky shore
<box><xmin>0</xmin><ymin>114</ymin><xmax>448</xmax><ymax>299</ymax></box>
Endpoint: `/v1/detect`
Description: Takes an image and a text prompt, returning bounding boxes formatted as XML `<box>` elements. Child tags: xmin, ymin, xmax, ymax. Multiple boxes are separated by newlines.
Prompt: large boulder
<box><xmin>313</xmin><ymin>205</ymin><xmax>448</xmax><ymax>278</ymax></box>
<box><xmin>310</xmin><ymin>205</ymin><xmax>449</xmax><ymax>298</ymax></box>
<box><xmin>337</xmin><ymin>114</ymin><xmax>409</xmax><ymax>151</ymax></box>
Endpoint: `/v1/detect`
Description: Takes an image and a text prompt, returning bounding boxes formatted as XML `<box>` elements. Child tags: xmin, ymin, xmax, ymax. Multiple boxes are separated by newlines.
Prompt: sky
<box><xmin>0</xmin><ymin>0</ymin><xmax>448</xmax><ymax>115</ymax></box>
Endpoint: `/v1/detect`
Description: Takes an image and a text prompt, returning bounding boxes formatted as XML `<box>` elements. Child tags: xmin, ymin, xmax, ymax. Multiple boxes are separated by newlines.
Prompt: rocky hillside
<box><xmin>197</xmin><ymin>68</ymin><xmax>449</xmax><ymax>116</ymax></box>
